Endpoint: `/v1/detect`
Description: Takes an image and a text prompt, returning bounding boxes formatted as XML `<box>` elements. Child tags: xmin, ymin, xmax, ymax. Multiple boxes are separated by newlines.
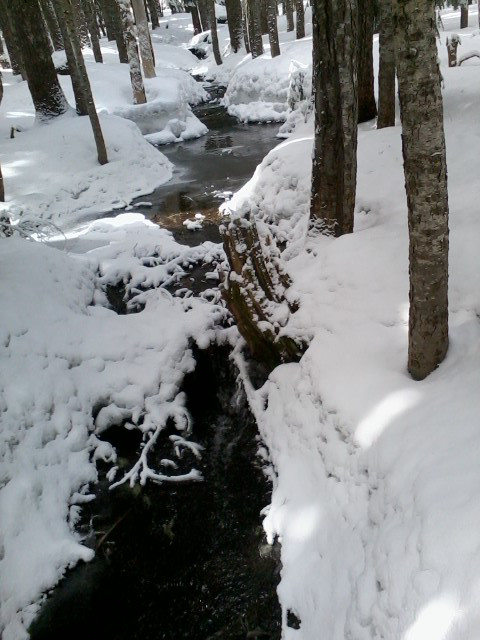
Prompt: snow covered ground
<box><xmin>228</xmin><ymin>7</ymin><xmax>480</xmax><ymax>639</ymax></box>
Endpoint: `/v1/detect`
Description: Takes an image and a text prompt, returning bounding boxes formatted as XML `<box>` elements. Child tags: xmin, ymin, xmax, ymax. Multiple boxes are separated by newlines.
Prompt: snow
<box><xmin>229</xmin><ymin>7</ymin><xmax>480</xmax><ymax>639</ymax></box>
<box><xmin>0</xmin><ymin>214</ymin><xmax>225</xmax><ymax>639</ymax></box>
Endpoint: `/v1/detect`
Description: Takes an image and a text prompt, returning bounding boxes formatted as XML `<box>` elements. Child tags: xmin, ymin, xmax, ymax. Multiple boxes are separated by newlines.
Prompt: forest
<box><xmin>1</xmin><ymin>0</ymin><xmax>480</xmax><ymax>639</ymax></box>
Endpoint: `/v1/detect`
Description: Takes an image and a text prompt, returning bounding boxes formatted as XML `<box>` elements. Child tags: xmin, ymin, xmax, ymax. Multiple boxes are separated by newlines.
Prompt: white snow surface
<box><xmin>230</xmin><ymin>10</ymin><xmax>480</xmax><ymax>640</ymax></box>
<box><xmin>0</xmin><ymin>214</ymin><xmax>225</xmax><ymax>639</ymax></box>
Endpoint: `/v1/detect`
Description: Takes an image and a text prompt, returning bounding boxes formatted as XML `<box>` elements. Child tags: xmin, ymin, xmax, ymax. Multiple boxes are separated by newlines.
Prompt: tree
<box><xmin>131</xmin><ymin>0</ymin><xmax>156</xmax><ymax>77</ymax></box>
<box><xmin>117</xmin><ymin>0</ymin><xmax>147</xmax><ymax>103</ymax></box>
<box><xmin>310</xmin><ymin>0</ymin><xmax>358</xmax><ymax>236</ymax></box>
<box><xmin>247</xmin><ymin>0</ymin><xmax>264</xmax><ymax>58</ymax></box>
<box><xmin>147</xmin><ymin>0</ymin><xmax>160</xmax><ymax>27</ymax></box>
<box><xmin>296</xmin><ymin>0</ymin><xmax>305</xmax><ymax>38</ymax></box>
<box><xmin>377</xmin><ymin>0</ymin><xmax>395</xmax><ymax>128</ymax></box>
<box><xmin>197</xmin><ymin>0</ymin><xmax>209</xmax><ymax>29</ymax></box>
<box><xmin>83</xmin><ymin>0</ymin><xmax>104</xmax><ymax>62</ymax></box>
<box><xmin>207</xmin><ymin>0</ymin><xmax>222</xmax><ymax>64</ymax></box>
<box><xmin>392</xmin><ymin>0</ymin><xmax>449</xmax><ymax>380</ymax></box>
<box><xmin>0</xmin><ymin>3</ymin><xmax>26</xmax><ymax>77</ymax></box>
<box><xmin>102</xmin><ymin>0</ymin><xmax>129</xmax><ymax>62</ymax></box>
<box><xmin>460</xmin><ymin>0</ymin><xmax>468</xmax><ymax>28</ymax></box>
<box><xmin>225</xmin><ymin>0</ymin><xmax>243</xmax><ymax>52</ymax></box>
<box><xmin>41</xmin><ymin>0</ymin><xmax>64</xmax><ymax>51</ymax></box>
<box><xmin>5</xmin><ymin>0</ymin><xmax>69</xmax><ymax>120</ymax></box>
<box><xmin>266</xmin><ymin>0</ymin><xmax>280</xmax><ymax>56</ymax></box>
<box><xmin>357</xmin><ymin>0</ymin><xmax>377</xmax><ymax>122</ymax></box>
<box><xmin>285</xmin><ymin>0</ymin><xmax>294</xmax><ymax>31</ymax></box>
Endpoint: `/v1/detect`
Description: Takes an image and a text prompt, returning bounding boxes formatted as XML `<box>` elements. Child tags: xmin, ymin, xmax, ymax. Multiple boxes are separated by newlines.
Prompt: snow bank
<box><xmin>0</xmin><ymin>111</ymin><xmax>172</xmax><ymax>225</ymax></box>
<box><xmin>0</xmin><ymin>214</ymin><xmax>225</xmax><ymax>639</ymax></box>
<box><xmin>232</xmin><ymin>13</ymin><xmax>480</xmax><ymax>640</ymax></box>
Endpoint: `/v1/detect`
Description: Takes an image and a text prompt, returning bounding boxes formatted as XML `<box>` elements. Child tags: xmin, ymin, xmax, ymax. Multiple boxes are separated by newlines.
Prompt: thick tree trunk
<box><xmin>83</xmin><ymin>0</ymin><xmax>104</xmax><ymax>61</ymax></box>
<box><xmin>392</xmin><ymin>0</ymin><xmax>449</xmax><ymax>380</ymax></box>
<box><xmin>460</xmin><ymin>2</ymin><xmax>468</xmax><ymax>28</ymax></box>
<box><xmin>376</xmin><ymin>0</ymin><xmax>395</xmax><ymax>128</ymax></box>
<box><xmin>296</xmin><ymin>0</ymin><xmax>305</xmax><ymax>38</ymax></box>
<box><xmin>72</xmin><ymin>0</ymin><xmax>92</xmax><ymax>46</ymax></box>
<box><xmin>357</xmin><ymin>0</ymin><xmax>377</xmax><ymax>122</ymax></box>
<box><xmin>54</xmin><ymin>0</ymin><xmax>108</xmax><ymax>164</ymax></box>
<box><xmin>41</xmin><ymin>0</ymin><xmax>64</xmax><ymax>50</ymax></box>
<box><xmin>131</xmin><ymin>0</ymin><xmax>156</xmax><ymax>77</ymax></box>
<box><xmin>147</xmin><ymin>0</ymin><xmax>159</xmax><ymax>27</ymax></box>
<box><xmin>260</xmin><ymin>0</ymin><xmax>268</xmax><ymax>34</ymax></box>
<box><xmin>225</xmin><ymin>0</ymin><xmax>243</xmax><ymax>52</ymax></box>
<box><xmin>0</xmin><ymin>4</ymin><xmax>26</xmax><ymax>77</ymax></box>
<box><xmin>285</xmin><ymin>0</ymin><xmax>294</xmax><ymax>31</ymax></box>
<box><xmin>198</xmin><ymin>0</ymin><xmax>209</xmax><ymax>29</ymax></box>
<box><xmin>117</xmin><ymin>0</ymin><xmax>147</xmax><ymax>103</ymax></box>
<box><xmin>310</xmin><ymin>0</ymin><xmax>358</xmax><ymax>236</ymax></box>
<box><xmin>247</xmin><ymin>0</ymin><xmax>264</xmax><ymax>57</ymax></box>
<box><xmin>189</xmin><ymin>5</ymin><xmax>202</xmax><ymax>34</ymax></box>
<box><xmin>104</xmin><ymin>0</ymin><xmax>129</xmax><ymax>62</ymax></box>
<box><xmin>207</xmin><ymin>0</ymin><xmax>222</xmax><ymax>64</ymax></box>
<box><xmin>6</xmin><ymin>0</ymin><xmax>68</xmax><ymax>119</ymax></box>
<box><xmin>266</xmin><ymin>0</ymin><xmax>280</xmax><ymax>56</ymax></box>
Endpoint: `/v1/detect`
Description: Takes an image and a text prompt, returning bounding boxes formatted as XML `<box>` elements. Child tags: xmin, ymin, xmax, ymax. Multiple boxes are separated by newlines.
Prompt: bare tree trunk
<box><xmin>197</xmin><ymin>0</ymin><xmax>209</xmax><ymax>29</ymax></box>
<box><xmin>104</xmin><ymin>0</ymin><xmax>129</xmax><ymax>62</ymax></box>
<box><xmin>460</xmin><ymin>2</ymin><xmax>468</xmax><ymax>28</ymax></box>
<box><xmin>226</xmin><ymin>0</ymin><xmax>243</xmax><ymax>52</ymax></box>
<box><xmin>207</xmin><ymin>0</ymin><xmax>222</xmax><ymax>64</ymax></box>
<box><xmin>131</xmin><ymin>0</ymin><xmax>156</xmax><ymax>77</ymax></box>
<box><xmin>247</xmin><ymin>0</ymin><xmax>264</xmax><ymax>57</ymax></box>
<box><xmin>0</xmin><ymin>3</ymin><xmax>26</xmax><ymax>77</ymax></box>
<box><xmin>296</xmin><ymin>0</ymin><xmax>305</xmax><ymax>38</ymax></box>
<box><xmin>147</xmin><ymin>0</ymin><xmax>159</xmax><ymax>27</ymax></box>
<box><xmin>310</xmin><ymin>0</ymin><xmax>358</xmax><ymax>236</ymax></box>
<box><xmin>260</xmin><ymin>0</ymin><xmax>268</xmax><ymax>34</ymax></box>
<box><xmin>72</xmin><ymin>0</ymin><xmax>92</xmax><ymax>46</ymax></box>
<box><xmin>357</xmin><ymin>0</ymin><xmax>377</xmax><ymax>122</ymax></box>
<box><xmin>377</xmin><ymin>0</ymin><xmax>395</xmax><ymax>128</ymax></box>
<box><xmin>83</xmin><ymin>0</ymin><xmax>104</xmax><ymax>61</ymax></box>
<box><xmin>285</xmin><ymin>0</ymin><xmax>294</xmax><ymax>31</ymax></box>
<box><xmin>266</xmin><ymin>0</ymin><xmax>280</xmax><ymax>56</ymax></box>
<box><xmin>41</xmin><ymin>0</ymin><xmax>64</xmax><ymax>50</ymax></box>
<box><xmin>189</xmin><ymin>5</ymin><xmax>202</xmax><ymax>34</ymax></box>
<box><xmin>0</xmin><ymin>72</ymin><xmax>4</xmax><ymax>202</ymax></box>
<box><xmin>392</xmin><ymin>0</ymin><xmax>449</xmax><ymax>380</ymax></box>
<box><xmin>54</xmin><ymin>0</ymin><xmax>108</xmax><ymax>164</ymax></box>
<box><xmin>242</xmin><ymin>0</ymin><xmax>250</xmax><ymax>51</ymax></box>
<box><xmin>117</xmin><ymin>0</ymin><xmax>147</xmax><ymax>103</ymax></box>
<box><xmin>6</xmin><ymin>0</ymin><xmax>69</xmax><ymax>120</ymax></box>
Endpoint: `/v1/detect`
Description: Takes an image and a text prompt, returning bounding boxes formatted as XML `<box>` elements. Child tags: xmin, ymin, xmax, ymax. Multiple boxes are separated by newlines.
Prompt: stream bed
<box><xmin>29</xmin><ymin>92</ymin><xmax>283</xmax><ymax>639</ymax></box>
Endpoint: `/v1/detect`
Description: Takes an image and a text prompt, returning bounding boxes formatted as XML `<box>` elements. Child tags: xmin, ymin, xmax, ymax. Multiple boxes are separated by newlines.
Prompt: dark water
<box><xmin>29</xmin><ymin>93</ymin><xmax>282</xmax><ymax>640</ymax></box>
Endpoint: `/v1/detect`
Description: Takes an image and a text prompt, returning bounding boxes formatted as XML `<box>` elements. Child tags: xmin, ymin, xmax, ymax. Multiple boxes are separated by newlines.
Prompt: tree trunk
<box><xmin>357</xmin><ymin>0</ymin><xmax>377</xmax><ymax>122</ymax></box>
<box><xmin>392</xmin><ymin>0</ymin><xmax>449</xmax><ymax>380</ymax></box>
<box><xmin>72</xmin><ymin>0</ymin><xmax>92</xmax><ymax>46</ymax></box>
<box><xmin>310</xmin><ymin>0</ymin><xmax>358</xmax><ymax>236</ymax></box>
<box><xmin>189</xmin><ymin>5</ymin><xmax>202</xmax><ymax>34</ymax></box>
<box><xmin>225</xmin><ymin>0</ymin><xmax>243</xmax><ymax>52</ymax></box>
<box><xmin>6</xmin><ymin>0</ymin><xmax>68</xmax><ymax>120</ymax></box>
<box><xmin>242</xmin><ymin>0</ymin><xmax>250</xmax><ymax>51</ymax></box>
<box><xmin>54</xmin><ymin>0</ymin><xmax>108</xmax><ymax>164</ymax></box>
<box><xmin>260</xmin><ymin>0</ymin><xmax>268</xmax><ymax>34</ymax></box>
<box><xmin>41</xmin><ymin>0</ymin><xmax>64</xmax><ymax>50</ymax></box>
<box><xmin>207</xmin><ymin>0</ymin><xmax>222</xmax><ymax>64</ymax></box>
<box><xmin>460</xmin><ymin>2</ymin><xmax>468</xmax><ymax>28</ymax></box>
<box><xmin>104</xmin><ymin>0</ymin><xmax>129</xmax><ymax>62</ymax></box>
<box><xmin>247</xmin><ymin>0</ymin><xmax>263</xmax><ymax>57</ymax></box>
<box><xmin>0</xmin><ymin>4</ymin><xmax>26</xmax><ymax>77</ymax></box>
<box><xmin>296</xmin><ymin>0</ymin><xmax>305</xmax><ymax>38</ymax></box>
<box><xmin>0</xmin><ymin>72</ymin><xmax>4</xmax><ymax>202</ymax></box>
<box><xmin>266</xmin><ymin>0</ymin><xmax>280</xmax><ymax>57</ymax></box>
<box><xmin>285</xmin><ymin>0</ymin><xmax>294</xmax><ymax>31</ymax></box>
<box><xmin>131</xmin><ymin>0</ymin><xmax>156</xmax><ymax>77</ymax></box>
<box><xmin>198</xmin><ymin>0</ymin><xmax>209</xmax><ymax>29</ymax></box>
<box><xmin>117</xmin><ymin>0</ymin><xmax>147</xmax><ymax>103</ymax></box>
<box><xmin>83</xmin><ymin>0</ymin><xmax>104</xmax><ymax>61</ymax></box>
<box><xmin>147</xmin><ymin>0</ymin><xmax>159</xmax><ymax>27</ymax></box>
<box><xmin>376</xmin><ymin>0</ymin><xmax>395</xmax><ymax>128</ymax></box>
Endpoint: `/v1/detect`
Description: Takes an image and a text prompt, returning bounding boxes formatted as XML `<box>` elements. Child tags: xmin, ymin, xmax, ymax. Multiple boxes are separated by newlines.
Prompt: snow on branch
<box><xmin>458</xmin><ymin>50</ymin><xmax>480</xmax><ymax>66</ymax></box>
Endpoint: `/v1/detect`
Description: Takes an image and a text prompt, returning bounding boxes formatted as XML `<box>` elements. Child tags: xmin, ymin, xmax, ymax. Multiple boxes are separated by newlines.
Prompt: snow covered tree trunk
<box><xmin>447</xmin><ymin>33</ymin><xmax>460</xmax><ymax>67</ymax></box>
<box><xmin>310</xmin><ymin>0</ymin><xmax>358</xmax><ymax>236</ymax></box>
<box><xmin>357</xmin><ymin>0</ymin><xmax>377</xmax><ymax>122</ymax></box>
<box><xmin>147</xmin><ymin>0</ymin><xmax>159</xmax><ymax>27</ymax></box>
<box><xmin>41</xmin><ymin>0</ymin><xmax>64</xmax><ymax>51</ymax></box>
<box><xmin>103</xmin><ymin>0</ymin><xmax>129</xmax><ymax>62</ymax></box>
<box><xmin>392</xmin><ymin>0</ymin><xmax>449</xmax><ymax>380</ymax></box>
<box><xmin>72</xmin><ymin>0</ymin><xmax>92</xmax><ymax>46</ymax></box>
<box><xmin>7</xmin><ymin>0</ymin><xmax>69</xmax><ymax>120</ymax></box>
<box><xmin>285</xmin><ymin>0</ymin><xmax>294</xmax><ymax>31</ymax></box>
<box><xmin>267</xmin><ymin>0</ymin><xmax>280</xmax><ymax>56</ymax></box>
<box><xmin>117</xmin><ymin>0</ymin><xmax>147</xmax><ymax>103</ymax></box>
<box><xmin>207</xmin><ymin>0</ymin><xmax>222</xmax><ymax>64</ymax></box>
<box><xmin>83</xmin><ymin>0</ymin><xmax>104</xmax><ymax>61</ymax></box>
<box><xmin>296</xmin><ymin>0</ymin><xmax>305</xmax><ymax>38</ymax></box>
<box><xmin>226</xmin><ymin>0</ymin><xmax>243</xmax><ymax>52</ymax></box>
<box><xmin>242</xmin><ymin>0</ymin><xmax>251</xmax><ymax>51</ymax></box>
<box><xmin>377</xmin><ymin>0</ymin><xmax>395</xmax><ymax>128</ymax></box>
<box><xmin>247</xmin><ymin>0</ymin><xmax>264</xmax><ymax>58</ymax></box>
<box><xmin>54</xmin><ymin>0</ymin><xmax>109</xmax><ymax>165</ymax></box>
<box><xmin>131</xmin><ymin>0</ymin><xmax>156</xmax><ymax>77</ymax></box>
<box><xmin>460</xmin><ymin>1</ymin><xmax>468</xmax><ymax>28</ymax></box>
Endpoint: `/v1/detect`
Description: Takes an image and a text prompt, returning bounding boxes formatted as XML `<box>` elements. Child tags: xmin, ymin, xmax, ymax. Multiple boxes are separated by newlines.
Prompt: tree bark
<box><xmin>131</xmin><ymin>0</ymin><xmax>156</xmax><ymax>77</ymax></box>
<box><xmin>392</xmin><ymin>0</ymin><xmax>449</xmax><ymax>380</ymax></box>
<box><xmin>0</xmin><ymin>3</ymin><xmax>26</xmax><ymax>77</ymax></box>
<box><xmin>242</xmin><ymin>0</ymin><xmax>250</xmax><ymax>51</ymax></box>
<box><xmin>310</xmin><ymin>0</ymin><xmax>358</xmax><ymax>236</ymax></box>
<box><xmin>266</xmin><ymin>0</ymin><xmax>280</xmax><ymax>56</ymax></box>
<box><xmin>0</xmin><ymin>72</ymin><xmax>4</xmax><ymax>202</ymax></box>
<box><xmin>147</xmin><ymin>0</ymin><xmax>159</xmax><ymax>27</ymax></box>
<box><xmin>117</xmin><ymin>0</ymin><xmax>147</xmax><ymax>103</ymax></box>
<box><xmin>225</xmin><ymin>0</ymin><xmax>243</xmax><ymax>52</ymax></box>
<box><xmin>83</xmin><ymin>0</ymin><xmax>104</xmax><ymax>61</ymax></box>
<box><xmin>197</xmin><ymin>0</ymin><xmax>209</xmax><ymax>29</ymax></box>
<box><xmin>296</xmin><ymin>0</ymin><xmax>305</xmax><ymax>38</ymax></box>
<box><xmin>247</xmin><ymin>0</ymin><xmax>263</xmax><ymax>57</ymax></box>
<box><xmin>285</xmin><ymin>0</ymin><xmax>294</xmax><ymax>31</ymax></box>
<box><xmin>54</xmin><ymin>0</ymin><xmax>108</xmax><ymax>164</ymax></box>
<box><xmin>357</xmin><ymin>0</ymin><xmax>377</xmax><ymax>122</ymax></box>
<box><xmin>189</xmin><ymin>5</ymin><xmax>202</xmax><ymax>34</ymax></box>
<box><xmin>72</xmin><ymin>0</ymin><xmax>92</xmax><ymax>46</ymax></box>
<box><xmin>207</xmin><ymin>0</ymin><xmax>222</xmax><ymax>64</ymax></box>
<box><xmin>6</xmin><ymin>0</ymin><xmax>68</xmax><ymax>120</ymax></box>
<box><xmin>104</xmin><ymin>0</ymin><xmax>129</xmax><ymax>62</ymax></box>
<box><xmin>260</xmin><ymin>0</ymin><xmax>268</xmax><ymax>34</ymax></box>
<box><xmin>41</xmin><ymin>0</ymin><xmax>64</xmax><ymax>50</ymax></box>
<box><xmin>460</xmin><ymin>2</ymin><xmax>468</xmax><ymax>28</ymax></box>
<box><xmin>376</xmin><ymin>0</ymin><xmax>395</xmax><ymax>128</ymax></box>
